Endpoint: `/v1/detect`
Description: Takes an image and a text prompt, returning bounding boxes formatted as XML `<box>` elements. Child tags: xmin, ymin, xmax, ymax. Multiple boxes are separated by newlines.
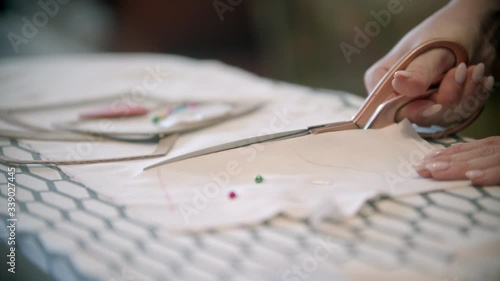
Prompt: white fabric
<box><xmin>0</xmin><ymin>54</ymin><xmax>469</xmax><ymax>232</ymax></box>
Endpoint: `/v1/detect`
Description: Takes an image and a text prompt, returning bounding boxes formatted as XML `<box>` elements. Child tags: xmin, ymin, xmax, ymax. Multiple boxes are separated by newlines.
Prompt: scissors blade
<box><xmin>143</xmin><ymin>128</ymin><xmax>309</xmax><ymax>170</ymax></box>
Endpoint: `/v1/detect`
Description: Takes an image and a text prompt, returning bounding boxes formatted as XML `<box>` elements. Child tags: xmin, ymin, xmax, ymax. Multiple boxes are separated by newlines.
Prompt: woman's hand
<box><xmin>364</xmin><ymin>0</ymin><xmax>500</xmax><ymax>186</ymax></box>
<box><xmin>414</xmin><ymin>137</ymin><xmax>500</xmax><ymax>186</ymax></box>
<box><xmin>364</xmin><ymin>0</ymin><xmax>498</xmax><ymax>127</ymax></box>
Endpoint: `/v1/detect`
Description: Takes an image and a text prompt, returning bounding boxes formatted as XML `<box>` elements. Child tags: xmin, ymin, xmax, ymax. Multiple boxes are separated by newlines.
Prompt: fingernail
<box><xmin>454</xmin><ymin>63</ymin><xmax>467</xmax><ymax>85</ymax></box>
<box><xmin>484</xmin><ymin>75</ymin><xmax>495</xmax><ymax>93</ymax></box>
<box><xmin>425</xmin><ymin>161</ymin><xmax>450</xmax><ymax>172</ymax></box>
<box><xmin>465</xmin><ymin>170</ymin><xmax>485</xmax><ymax>180</ymax></box>
<box><xmin>422</xmin><ymin>104</ymin><xmax>443</xmax><ymax>117</ymax></box>
<box><xmin>422</xmin><ymin>149</ymin><xmax>445</xmax><ymax>161</ymax></box>
<box><xmin>472</xmin><ymin>63</ymin><xmax>485</xmax><ymax>83</ymax></box>
<box><xmin>413</xmin><ymin>161</ymin><xmax>428</xmax><ymax>171</ymax></box>
<box><xmin>394</xmin><ymin>70</ymin><xmax>412</xmax><ymax>79</ymax></box>
<box><xmin>430</xmin><ymin>149</ymin><xmax>445</xmax><ymax>157</ymax></box>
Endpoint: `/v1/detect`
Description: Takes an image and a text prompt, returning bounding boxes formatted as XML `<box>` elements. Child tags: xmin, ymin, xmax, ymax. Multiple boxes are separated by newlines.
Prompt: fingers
<box><xmin>364</xmin><ymin>42</ymin><xmax>494</xmax><ymax>128</ymax></box>
<box><xmin>414</xmin><ymin>137</ymin><xmax>500</xmax><ymax>186</ymax></box>
<box><xmin>446</xmin><ymin>145</ymin><xmax>500</xmax><ymax>162</ymax></box>
<box><xmin>395</xmin><ymin>64</ymin><xmax>494</xmax><ymax>127</ymax></box>
<box><xmin>426</xmin><ymin>64</ymin><xmax>488</xmax><ymax>126</ymax></box>
<box><xmin>395</xmin><ymin>64</ymin><xmax>463</xmax><ymax>126</ymax></box>
<box><xmin>467</xmin><ymin>166</ymin><xmax>500</xmax><ymax>186</ymax></box>
<box><xmin>364</xmin><ymin>45</ymin><xmax>486</xmax><ymax>126</ymax></box>
<box><xmin>392</xmin><ymin>48</ymin><xmax>456</xmax><ymax>97</ymax></box>
<box><xmin>442</xmin><ymin>64</ymin><xmax>486</xmax><ymax>121</ymax></box>
<box><xmin>422</xmin><ymin>151</ymin><xmax>500</xmax><ymax>181</ymax></box>
<box><xmin>434</xmin><ymin>136</ymin><xmax>500</xmax><ymax>155</ymax></box>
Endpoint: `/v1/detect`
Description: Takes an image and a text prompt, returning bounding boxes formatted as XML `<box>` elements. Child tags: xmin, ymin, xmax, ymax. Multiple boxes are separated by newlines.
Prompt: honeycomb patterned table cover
<box><xmin>1</xmin><ymin>135</ymin><xmax>499</xmax><ymax>281</ymax></box>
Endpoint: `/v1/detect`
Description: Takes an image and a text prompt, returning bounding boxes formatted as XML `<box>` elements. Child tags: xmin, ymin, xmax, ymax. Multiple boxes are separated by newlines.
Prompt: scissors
<box><xmin>144</xmin><ymin>39</ymin><xmax>481</xmax><ymax>170</ymax></box>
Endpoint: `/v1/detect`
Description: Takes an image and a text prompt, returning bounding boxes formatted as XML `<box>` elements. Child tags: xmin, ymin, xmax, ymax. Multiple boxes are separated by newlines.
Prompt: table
<box><xmin>0</xmin><ymin>54</ymin><xmax>499</xmax><ymax>281</ymax></box>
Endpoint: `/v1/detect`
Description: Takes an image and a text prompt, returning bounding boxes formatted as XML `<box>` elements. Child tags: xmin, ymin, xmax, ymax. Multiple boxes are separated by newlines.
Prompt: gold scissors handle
<box><xmin>312</xmin><ymin>39</ymin><xmax>478</xmax><ymax>138</ymax></box>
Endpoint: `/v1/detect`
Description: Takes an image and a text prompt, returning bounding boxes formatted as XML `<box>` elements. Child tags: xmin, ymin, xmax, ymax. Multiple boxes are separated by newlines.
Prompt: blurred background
<box><xmin>0</xmin><ymin>0</ymin><xmax>498</xmax><ymax>138</ymax></box>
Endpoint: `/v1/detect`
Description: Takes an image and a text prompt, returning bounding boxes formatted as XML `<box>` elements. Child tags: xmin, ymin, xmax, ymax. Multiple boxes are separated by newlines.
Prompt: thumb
<box><xmin>392</xmin><ymin>48</ymin><xmax>456</xmax><ymax>97</ymax></box>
